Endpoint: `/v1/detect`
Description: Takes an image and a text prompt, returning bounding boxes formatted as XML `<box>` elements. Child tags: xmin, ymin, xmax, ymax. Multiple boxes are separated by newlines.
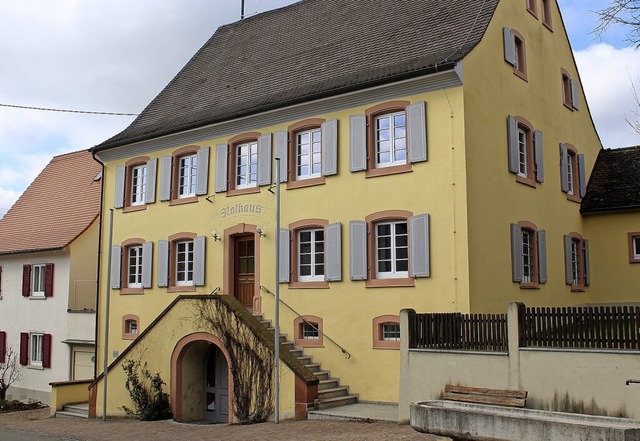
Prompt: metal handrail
<box><xmin>259</xmin><ymin>285</ymin><xmax>351</xmax><ymax>359</ymax></box>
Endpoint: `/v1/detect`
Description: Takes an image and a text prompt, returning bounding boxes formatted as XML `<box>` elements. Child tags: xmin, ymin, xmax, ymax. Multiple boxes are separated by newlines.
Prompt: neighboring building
<box><xmin>87</xmin><ymin>0</ymin><xmax>619</xmax><ymax>422</ymax></box>
<box><xmin>581</xmin><ymin>145</ymin><xmax>640</xmax><ymax>304</ymax></box>
<box><xmin>0</xmin><ymin>150</ymin><xmax>101</xmax><ymax>404</ymax></box>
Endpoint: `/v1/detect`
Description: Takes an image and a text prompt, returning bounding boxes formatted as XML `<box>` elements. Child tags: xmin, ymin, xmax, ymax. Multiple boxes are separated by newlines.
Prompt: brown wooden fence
<box><xmin>520</xmin><ymin>305</ymin><xmax>640</xmax><ymax>350</ymax></box>
<box><xmin>408</xmin><ymin>311</ymin><xmax>508</xmax><ymax>352</ymax></box>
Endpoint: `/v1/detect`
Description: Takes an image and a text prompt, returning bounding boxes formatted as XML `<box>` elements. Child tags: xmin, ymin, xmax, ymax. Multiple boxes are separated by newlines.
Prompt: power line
<box><xmin>0</xmin><ymin>103</ymin><xmax>138</xmax><ymax>116</ymax></box>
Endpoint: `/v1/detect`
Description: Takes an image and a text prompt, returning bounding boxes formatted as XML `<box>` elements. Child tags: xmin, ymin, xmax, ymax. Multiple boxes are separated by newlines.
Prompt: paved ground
<box><xmin>0</xmin><ymin>408</ymin><xmax>448</xmax><ymax>441</ymax></box>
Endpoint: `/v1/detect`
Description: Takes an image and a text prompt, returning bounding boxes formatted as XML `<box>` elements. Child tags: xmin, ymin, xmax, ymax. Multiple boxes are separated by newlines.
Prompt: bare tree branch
<box><xmin>594</xmin><ymin>0</ymin><xmax>640</xmax><ymax>48</ymax></box>
<box><xmin>0</xmin><ymin>347</ymin><xmax>23</xmax><ymax>401</ymax></box>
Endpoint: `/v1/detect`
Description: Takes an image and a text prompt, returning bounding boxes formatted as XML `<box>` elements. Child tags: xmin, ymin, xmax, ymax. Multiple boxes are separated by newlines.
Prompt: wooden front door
<box><xmin>234</xmin><ymin>236</ymin><xmax>255</xmax><ymax>308</ymax></box>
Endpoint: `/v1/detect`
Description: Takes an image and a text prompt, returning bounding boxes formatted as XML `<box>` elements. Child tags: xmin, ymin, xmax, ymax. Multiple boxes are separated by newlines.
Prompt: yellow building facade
<box><xmin>87</xmin><ymin>0</ymin><xmax>620</xmax><ymax>422</ymax></box>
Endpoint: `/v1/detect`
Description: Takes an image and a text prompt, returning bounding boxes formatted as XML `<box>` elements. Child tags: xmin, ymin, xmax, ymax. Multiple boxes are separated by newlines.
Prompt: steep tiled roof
<box><xmin>0</xmin><ymin>150</ymin><xmax>102</xmax><ymax>255</ymax></box>
<box><xmin>93</xmin><ymin>0</ymin><xmax>499</xmax><ymax>151</ymax></box>
<box><xmin>581</xmin><ymin>146</ymin><xmax>640</xmax><ymax>214</ymax></box>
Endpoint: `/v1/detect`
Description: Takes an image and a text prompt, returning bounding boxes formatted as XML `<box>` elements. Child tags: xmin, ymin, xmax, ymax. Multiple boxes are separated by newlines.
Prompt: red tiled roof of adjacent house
<box><xmin>581</xmin><ymin>146</ymin><xmax>640</xmax><ymax>214</ymax></box>
<box><xmin>0</xmin><ymin>150</ymin><xmax>101</xmax><ymax>255</ymax></box>
<box><xmin>93</xmin><ymin>0</ymin><xmax>500</xmax><ymax>151</ymax></box>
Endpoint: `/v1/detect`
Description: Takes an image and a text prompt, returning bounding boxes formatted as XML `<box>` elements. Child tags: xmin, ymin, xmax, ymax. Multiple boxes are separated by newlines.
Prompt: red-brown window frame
<box><xmin>526</xmin><ymin>0</ymin><xmax>538</xmax><ymax>18</ymax></box>
<box><xmin>372</xmin><ymin>315</ymin><xmax>401</xmax><ymax>349</ymax></box>
<box><xmin>287</xmin><ymin>118</ymin><xmax>326</xmax><ymax>189</ymax></box>
<box><xmin>365</xmin><ymin>101</ymin><xmax>413</xmax><ymax>178</ymax></box>
<box><xmin>168</xmin><ymin>232</ymin><xmax>197</xmax><ymax>293</ymax></box>
<box><xmin>567</xmin><ymin>232</ymin><xmax>586</xmax><ymax>292</ymax></box>
<box><xmin>120</xmin><ymin>238</ymin><xmax>145</xmax><ymax>295</ymax></box>
<box><xmin>294</xmin><ymin>315</ymin><xmax>324</xmax><ymax>348</ymax></box>
<box><xmin>518</xmin><ymin>221</ymin><xmax>540</xmax><ymax>289</ymax></box>
<box><xmin>514</xmin><ymin>116</ymin><xmax>537</xmax><ymax>187</ymax></box>
<box><xmin>123</xmin><ymin>156</ymin><xmax>150</xmax><ymax>213</ymax></box>
<box><xmin>289</xmin><ymin>219</ymin><xmax>330</xmax><ymax>289</ymax></box>
<box><xmin>628</xmin><ymin>232</ymin><xmax>640</xmax><ymax>263</ymax></box>
<box><xmin>122</xmin><ymin>314</ymin><xmax>140</xmax><ymax>340</ymax></box>
<box><xmin>541</xmin><ymin>0</ymin><xmax>553</xmax><ymax>30</ymax></box>
<box><xmin>227</xmin><ymin>132</ymin><xmax>262</xmax><ymax>196</ymax></box>
<box><xmin>565</xmin><ymin>144</ymin><xmax>581</xmax><ymax>203</ymax></box>
<box><xmin>170</xmin><ymin>146</ymin><xmax>200</xmax><ymax>205</ymax></box>
<box><xmin>512</xmin><ymin>30</ymin><xmax>528</xmax><ymax>81</ymax></box>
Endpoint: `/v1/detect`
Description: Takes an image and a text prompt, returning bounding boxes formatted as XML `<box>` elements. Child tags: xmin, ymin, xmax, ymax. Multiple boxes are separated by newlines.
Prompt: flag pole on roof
<box><xmin>241</xmin><ymin>0</ymin><xmax>245</xmax><ymax>19</ymax></box>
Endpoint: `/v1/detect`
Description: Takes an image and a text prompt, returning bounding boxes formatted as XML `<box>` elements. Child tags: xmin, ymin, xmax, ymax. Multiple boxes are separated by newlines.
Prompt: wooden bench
<box><xmin>443</xmin><ymin>385</ymin><xmax>527</xmax><ymax>408</ymax></box>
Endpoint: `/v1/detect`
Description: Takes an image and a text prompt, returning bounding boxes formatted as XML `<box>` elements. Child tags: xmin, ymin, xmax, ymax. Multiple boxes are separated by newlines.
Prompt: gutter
<box><xmin>91</xmin><ymin>150</ymin><xmax>106</xmax><ymax>380</ymax></box>
<box><xmin>0</xmin><ymin>247</ymin><xmax>65</xmax><ymax>256</ymax></box>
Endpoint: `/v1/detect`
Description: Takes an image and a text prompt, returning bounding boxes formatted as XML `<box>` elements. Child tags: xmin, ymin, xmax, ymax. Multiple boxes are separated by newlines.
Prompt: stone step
<box><xmin>315</xmin><ymin>394</ymin><xmax>358</xmax><ymax>410</ymax></box>
<box><xmin>313</xmin><ymin>370</ymin><xmax>331</xmax><ymax>381</ymax></box>
<box><xmin>297</xmin><ymin>355</ymin><xmax>313</xmax><ymax>365</ymax></box>
<box><xmin>57</xmin><ymin>402</ymin><xmax>89</xmax><ymax>419</ymax></box>
<box><xmin>305</xmin><ymin>362</ymin><xmax>321</xmax><ymax>373</ymax></box>
<box><xmin>318</xmin><ymin>386</ymin><xmax>350</xmax><ymax>400</ymax></box>
<box><xmin>318</xmin><ymin>378</ymin><xmax>339</xmax><ymax>391</ymax></box>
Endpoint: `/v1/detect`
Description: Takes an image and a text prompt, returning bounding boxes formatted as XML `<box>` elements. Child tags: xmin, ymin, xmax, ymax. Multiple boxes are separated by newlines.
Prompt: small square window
<box><xmin>302</xmin><ymin>322</ymin><xmax>319</xmax><ymax>339</ymax></box>
<box><xmin>381</xmin><ymin>322</ymin><xmax>400</xmax><ymax>341</ymax></box>
<box><xmin>125</xmin><ymin>320</ymin><xmax>138</xmax><ymax>335</ymax></box>
<box><xmin>628</xmin><ymin>233</ymin><xmax>640</xmax><ymax>263</ymax></box>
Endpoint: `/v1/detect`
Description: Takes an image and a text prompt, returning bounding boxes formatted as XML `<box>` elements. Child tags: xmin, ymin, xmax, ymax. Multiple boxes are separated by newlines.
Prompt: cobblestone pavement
<box><xmin>0</xmin><ymin>408</ymin><xmax>444</xmax><ymax>441</ymax></box>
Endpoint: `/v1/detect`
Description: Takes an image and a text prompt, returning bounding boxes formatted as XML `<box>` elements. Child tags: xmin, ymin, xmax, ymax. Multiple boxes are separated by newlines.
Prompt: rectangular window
<box><xmin>564</xmin><ymin>234</ymin><xmax>588</xmax><ymax>290</ymax></box>
<box><xmin>176</xmin><ymin>240</ymin><xmax>194</xmax><ymax>286</ymax></box>
<box><xmin>570</xmin><ymin>239</ymin><xmax>580</xmax><ymax>285</ymax></box>
<box><xmin>381</xmin><ymin>322</ymin><xmax>401</xmax><ymax>341</ymax></box>
<box><xmin>521</xmin><ymin>229</ymin><xmax>533</xmax><ymax>283</ymax></box>
<box><xmin>375</xmin><ymin>112</ymin><xmax>407</xmax><ymax>168</ymax></box>
<box><xmin>127</xmin><ymin>246</ymin><xmax>143</xmax><ymax>288</ymax></box>
<box><xmin>635</xmin><ymin>237</ymin><xmax>640</xmax><ymax>259</ymax></box>
<box><xmin>30</xmin><ymin>333</ymin><xmax>43</xmax><ymax>366</ymax></box>
<box><xmin>542</xmin><ymin>0</ymin><xmax>552</xmax><ymax>29</ymax></box>
<box><xmin>296</xmin><ymin>128</ymin><xmax>322</xmax><ymax>180</ymax></box>
<box><xmin>130</xmin><ymin>164</ymin><xmax>147</xmax><ymax>206</ymax></box>
<box><xmin>178</xmin><ymin>154</ymin><xmax>198</xmax><ymax>197</ymax></box>
<box><xmin>125</xmin><ymin>320</ymin><xmax>138</xmax><ymax>334</ymax></box>
<box><xmin>566</xmin><ymin>151</ymin><xmax>575</xmax><ymax>195</ymax></box>
<box><xmin>32</xmin><ymin>264</ymin><xmax>46</xmax><ymax>297</ymax></box>
<box><xmin>302</xmin><ymin>322</ymin><xmax>319</xmax><ymax>339</ymax></box>
<box><xmin>376</xmin><ymin>221</ymin><xmax>409</xmax><ymax>278</ymax></box>
<box><xmin>629</xmin><ymin>233</ymin><xmax>640</xmax><ymax>263</ymax></box>
<box><xmin>298</xmin><ymin>229</ymin><xmax>325</xmax><ymax>282</ymax></box>
<box><xmin>517</xmin><ymin>128</ymin><xmax>527</xmax><ymax>177</ymax></box>
<box><xmin>235</xmin><ymin>142</ymin><xmax>258</xmax><ymax>189</ymax></box>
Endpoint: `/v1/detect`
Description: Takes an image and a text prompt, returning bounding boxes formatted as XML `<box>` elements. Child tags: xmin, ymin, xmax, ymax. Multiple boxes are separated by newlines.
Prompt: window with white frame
<box><xmin>376</xmin><ymin>221</ymin><xmax>408</xmax><ymax>278</ymax></box>
<box><xmin>517</xmin><ymin>127</ymin><xmax>528</xmax><ymax>177</ymax></box>
<box><xmin>374</xmin><ymin>111</ymin><xmax>407</xmax><ymax>168</ymax></box>
<box><xmin>235</xmin><ymin>141</ymin><xmax>258</xmax><ymax>189</ymax></box>
<box><xmin>130</xmin><ymin>164</ymin><xmax>147</xmax><ymax>206</ymax></box>
<box><xmin>302</xmin><ymin>322</ymin><xmax>319</xmax><ymax>340</ymax></box>
<box><xmin>298</xmin><ymin>229</ymin><xmax>325</xmax><ymax>282</ymax></box>
<box><xmin>635</xmin><ymin>236</ymin><xmax>640</xmax><ymax>259</ymax></box>
<box><xmin>372</xmin><ymin>315</ymin><xmax>401</xmax><ymax>349</ymax></box>
<box><xmin>30</xmin><ymin>333</ymin><xmax>43</xmax><ymax>366</ymax></box>
<box><xmin>125</xmin><ymin>319</ymin><xmax>138</xmax><ymax>335</ymax></box>
<box><xmin>381</xmin><ymin>322</ymin><xmax>401</xmax><ymax>341</ymax></box>
<box><xmin>19</xmin><ymin>332</ymin><xmax>51</xmax><ymax>367</ymax></box>
<box><xmin>560</xmin><ymin>144</ymin><xmax>585</xmax><ymax>201</ymax></box>
<box><xmin>32</xmin><ymin>264</ymin><xmax>46</xmax><ymax>297</ymax></box>
<box><xmin>293</xmin><ymin>315</ymin><xmax>324</xmax><ymax>347</ymax></box>
<box><xmin>296</xmin><ymin>128</ymin><xmax>322</xmax><ymax>180</ymax></box>
<box><xmin>564</xmin><ymin>233</ymin><xmax>589</xmax><ymax>291</ymax></box>
<box><xmin>175</xmin><ymin>240</ymin><xmax>194</xmax><ymax>286</ymax></box>
<box><xmin>127</xmin><ymin>245</ymin><xmax>143</xmax><ymax>288</ymax></box>
<box><xmin>629</xmin><ymin>233</ymin><xmax>640</xmax><ymax>263</ymax></box>
<box><xmin>178</xmin><ymin>154</ymin><xmax>198</xmax><ymax>198</ymax></box>
<box><xmin>511</xmin><ymin>222</ymin><xmax>546</xmax><ymax>288</ymax></box>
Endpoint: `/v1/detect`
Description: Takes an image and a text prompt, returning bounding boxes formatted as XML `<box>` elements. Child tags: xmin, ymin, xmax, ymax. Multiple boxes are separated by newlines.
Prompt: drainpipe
<box><xmin>274</xmin><ymin>157</ymin><xmax>281</xmax><ymax>424</ymax></box>
<box><xmin>102</xmin><ymin>209</ymin><xmax>114</xmax><ymax>421</ymax></box>
<box><xmin>90</xmin><ymin>152</ymin><xmax>105</xmax><ymax>381</ymax></box>
<box><xmin>626</xmin><ymin>379</ymin><xmax>640</xmax><ymax>385</ymax></box>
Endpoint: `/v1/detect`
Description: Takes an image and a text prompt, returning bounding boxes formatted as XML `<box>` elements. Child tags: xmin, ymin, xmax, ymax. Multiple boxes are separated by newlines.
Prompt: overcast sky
<box><xmin>1</xmin><ymin>0</ymin><xmax>639</xmax><ymax>218</ymax></box>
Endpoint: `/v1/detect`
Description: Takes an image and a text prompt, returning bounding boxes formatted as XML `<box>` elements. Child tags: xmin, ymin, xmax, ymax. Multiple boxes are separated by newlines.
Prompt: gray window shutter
<box><xmin>578</xmin><ymin>154</ymin><xmax>587</xmax><ymax>198</ymax></box>
<box><xmin>563</xmin><ymin>235</ymin><xmax>572</xmax><ymax>285</ymax></box>
<box><xmin>507</xmin><ymin>115</ymin><xmax>519</xmax><ymax>173</ymax></box>
<box><xmin>159</xmin><ymin>155</ymin><xmax>172</xmax><ymax>201</ymax></box>
<box><xmin>274</xmin><ymin>131</ymin><xmax>288</xmax><ymax>183</ymax></box>
<box><xmin>570</xmin><ymin>79</ymin><xmax>580</xmax><ymax>110</ymax></box>
<box><xmin>503</xmin><ymin>27</ymin><xmax>516</xmax><ymax>66</ymax></box>
<box><xmin>194</xmin><ymin>236</ymin><xmax>206</xmax><ymax>286</ymax></box>
<box><xmin>114</xmin><ymin>166</ymin><xmax>125</xmax><ymax>208</ymax></box>
<box><xmin>158</xmin><ymin>240</ymin><xmax>169</xmax><ymax>288</ymax></box>
<box><xmin>257</xmin><ymin>134</ymin><xmax>272</xmax><ymax>186</ymax></box>
<box><xmin>111</xmin><ymin>245</ymin><xmax>122</xmax><ymax>289</ymax></box>
<box><xmin>325</xmin><ymin>222</ymin><xmax>342</xmax><ymax>282</ymax></box>
<box><xmin>214</xmin><ymin>144</ymin><xmax>228</xmax><ymax>193</ymax></box>
<box><xmin>142</xmin><ymin>241</ymin><xmax>153</xmax><ymax>289</ymax></box>
<box><xmin>279</xmin><ymin>229</ymin><xmax>290</xmax><ymax>283</ymax></box>
<box><xmin>407</xmin><ymin>101</ymin><xmax>428</xmax><ymax>163</ymax></box>
<box><xmin>538</xmin><ymin>230</ymin><xmax>547</xmax><ymax>284</ymax></box>
<box><xmin>349</xmin><ymin>115</ymin><xmax>367</xmax><ymax>172</ymax></box>
<box><xmin>409</xmin><ymin>214</ymin><xmax>430</xmax><ymax>278</ymax></box>
<box><xmin>196</xmin><ymin>147</ymin><xmax>210</xmax><ymax>196</ymax></box>
<box><xmin>560</xmin><ymin>144</ymin><xmax>569</xmax><ymax>193</ymax></box>
<box><xmin>534</xmin><ymin>130</ymin><xmax>544</xmax><ymax>183</ymax></box>
<box><xmin>349</xmin><ymin>221</ymin><xmax>367</xmax><ymax>280</ymax></box>
<box><xmin>583</xmin><ymin>239</ymin><xmax>590</xmax><ymax>286</ymax></box>
<box><xmin>322</xmin><ymin>119</ymin><xmax>338</xmax><ymax>176</ymax></box>
<box><xmin>145</xmin><ymin>158</ymin><xmax>157</xmax><ymax>204</ymax></box>
<box><xmin>511</xmin><ymin>224</ymin><xmax>523</xmax><ymax>283</ymax></box>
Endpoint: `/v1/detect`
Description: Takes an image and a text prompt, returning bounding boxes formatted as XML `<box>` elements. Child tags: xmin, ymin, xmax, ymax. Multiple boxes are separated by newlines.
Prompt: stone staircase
<box><xmin>254</xmin><ymin>313</ymin><xmax>358</xmax><ymax>410</ymax></box>
<box><xmin>55</xmin><ymin>402</ymin><xmax>89</xmax><ymax>418</ymax></box>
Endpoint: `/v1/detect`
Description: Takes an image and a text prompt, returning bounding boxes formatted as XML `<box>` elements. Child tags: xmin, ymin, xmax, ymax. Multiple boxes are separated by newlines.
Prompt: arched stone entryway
<box><xmin>170</xmin><ymin>332</ymin><xmax>233</xmax><ymax>423</ymax></box>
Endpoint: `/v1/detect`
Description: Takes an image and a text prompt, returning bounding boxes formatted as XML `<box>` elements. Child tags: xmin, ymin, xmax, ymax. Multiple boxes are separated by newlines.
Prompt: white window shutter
<box><xmin>507</xmin><ymin>115</ymin><xmax>519</xmax><ymax>173</ymax></box>
<box><xmin>511</xmin><ymin>224</ymin><xmax>523</xmax><ymax>283</ymax></box>
<box><xmin>538</xmin><ymin>230</ymin><xmax>547</xmax><ymax>283</ymax></box>
<box><xmin>159</xmin><ymin>156</ymin><xmax>172</xmax><ymax>201</ymax></box>
<box><xmin>157</xmin><ymin>240</ymin><xmax>169</xmax><ymax>288</ymax></box>
<box><xmin>349</xmin><ymin>115</ymin><xmax>367</xmax><ymax>172</ymax></box>
<box><xmin>257</xmin><ymin>134</ymin><xmax>272</xmax><ymax>186</ymax></box>
<box><xmin>503</xmin><ymin>27</ymin><xmax>516</xmax><ymax>66</ymax></box>
<box><xmin>563</xmin><ymin>235</ymin><xmax>572</xmax><ymax>285</ymax></box>
<box><xmin>214</xmin><ymin>144</ymin><xmax>228</xmax><ymax>193</ymax></box>
<box><xmin>560</xmin><ymin>144</ymin><xmax>569</xmax><ymax>193</ymax></box>
<box><xmin>570</xmin><ymin>79</ymin><xmax>580</xmax><ymax>110</ymax></box>
<box><xmin>142</xmin><ymin>241</ymin><xmax>153</xmax><ymax>289</ymax></box>
<box><xmin>194</xmin><ymin>236</ymin><xmax>206</xmax><ymax>286</ymax></box>
<box><xmin>578</xmin><ymin>154</ymin><xmax>587</xmax><ymax>198</ymax></box>
<box><xmin>279</xmin><ymin>229</ymin><xmax>290</xmax><ymax>283</ymax></box>
<box><xmin>409</xmin><ymin>214</ymin><xmax>430</xmax><ymax>278</ymax></box>
<box><xmin>111</xmin><ymin>245</ymin><xmax>122</xmax><ymax>289</ymax></box>
<box><xmin>325</xmin><ymin>222</ymin><xmax>342</xmax><ymax>282</ymax></box>
<box><xmin>407</xmin><ymin>101</ymin><xmax>428</xmax><ymax>163</ymax></box>
<box><xmin>534</xmin><ymin>130</ymin><xmax>544</xmax><ymax>183</ymax></box>
<box><xmin>322</xmin><ymin>119</ymin><xmax>338</xmax><ymax>176</ymax></box>
<box><xmin>349</xmin><ymin>221</ymin><xmax>367</xmax><ymax>280</ymax></box>
<box><xmin>196</xmin><ymin>147</ymin><xmax>210</xmax><ymax>196</ymax></box>
<box><xmin>583</xmin><ymin>239</ymin><xmax>590</xmax><ymax>286</ymax></box>
<box><xmin>114</xmin><ymin>166</ymin><xmax>125</xmax><ymax>208</ymax></box>
<box><xmin>145</xmin><ymin>158</ymin><xmax>157</xmax><ymax>204</ymax></box>
<box><xmin>274</xmin><ymin>131</ymin><xmax>288</xmax><ymax>183</ymax></box>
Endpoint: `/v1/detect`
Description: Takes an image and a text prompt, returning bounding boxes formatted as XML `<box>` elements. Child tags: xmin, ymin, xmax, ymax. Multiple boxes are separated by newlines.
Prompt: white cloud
<box><xmin>575</xmin><ymin>44</ymin><xmax>640</xmax><ymax>148</ymax></box>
